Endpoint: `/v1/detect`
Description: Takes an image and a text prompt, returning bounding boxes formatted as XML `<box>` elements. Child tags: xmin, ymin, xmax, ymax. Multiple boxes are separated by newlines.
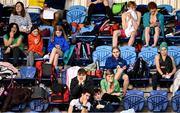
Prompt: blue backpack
<box><xmin>20</xmin><ymin>66</ymin><xmax>36</xmax><ymax>79</ymax></box>
<box><xmin>147</xmin><ymin>90</ymin><xmax>168</xmax><ymax>112</ymax></box>
<box><xmin>123</xmin><ymin>90</ymin><xmax>145</xmax><ymax>112</ymax></box>
<box><xmin>171</xmin><ymin>90</ymin><xmax>180</xmax><ymax>112</ymax></box>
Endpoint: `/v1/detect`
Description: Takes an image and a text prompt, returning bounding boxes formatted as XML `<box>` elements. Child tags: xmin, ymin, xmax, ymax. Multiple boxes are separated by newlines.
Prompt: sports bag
<box><xmin>112</xmin><ymin>2</ymin><xmax>127</xmax><ymax>15</ymax></box>
<box><xmin>49</xmin><ymin>80</ymin><xmax>70</xmax><ymax>103</ymax></box>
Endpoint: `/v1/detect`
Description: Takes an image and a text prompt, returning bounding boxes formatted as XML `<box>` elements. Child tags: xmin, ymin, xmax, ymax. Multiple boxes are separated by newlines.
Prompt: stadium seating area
<box><xmin>0</xmin><ymin>2</ymin><xmax>180</xmax><ymax>112</ymax></box>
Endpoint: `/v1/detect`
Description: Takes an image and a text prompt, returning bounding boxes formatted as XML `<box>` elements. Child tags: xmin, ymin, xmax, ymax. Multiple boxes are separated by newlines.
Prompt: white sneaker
<box><xmin>166</xmin><ymin>33</ymin><xmax>174</xmax><ymax>37</ymax></box>
<box><xmin>43</xmin><ymin>54</ymin><xmax>50</xmax><ymax>59</ymax></box>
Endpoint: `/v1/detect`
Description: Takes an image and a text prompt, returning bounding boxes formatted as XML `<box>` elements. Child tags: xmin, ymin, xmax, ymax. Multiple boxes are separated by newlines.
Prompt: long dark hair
<box><xmin>6</xmin><ymin>23</ymin><xmax>20</xmax><ymax>38</ymax></box>
<box><xmin>12</xmin><ymin>2</ymin><xmax>26</xmax><ymax>17</ymax></box>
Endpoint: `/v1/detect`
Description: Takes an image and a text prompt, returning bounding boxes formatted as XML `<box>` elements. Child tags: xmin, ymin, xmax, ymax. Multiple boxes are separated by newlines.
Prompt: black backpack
<box><xmin>127</xmin><ymin>57</ymin><xmax>149</xmax><ymax>78</ymax></box>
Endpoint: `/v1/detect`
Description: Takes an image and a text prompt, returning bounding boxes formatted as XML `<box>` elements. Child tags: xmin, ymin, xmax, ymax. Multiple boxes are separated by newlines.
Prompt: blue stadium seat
<box><xmin>176</xmin><ymin>10</ymin><xmax>180</xmax><ymax>22</ymax></box>
<box><xmin>171</xmin><ymin>91</ymin><xmax>180</xmax><ymax>113</ymax></box>
<box><xmin>158</xmin><ymin>4</ymin><xmax>173</xmax><ymax>14</ymax></box>
<box><xmin>120</xmin><ymin>46</ymin><xmax>136</xmax><ymax>65</ymax></box>
<box><xmin>11</xmin><ymin>103</ymin><xmax>27</xmax><ymax>111</ymax></box>
<box><xmin>147</xmin><ymin>90</ymin><xmax>168</xmax><ymax>112</ymax></box>
<box><xmin>29</xmin><ymin>99</ymin><xmax>49</xmax><ymax>112</ymax></box>
<box><xmin>92</xmin><ymin>45</ymin><xmax>112</xmax><ymax>68</ymax></box>
<box><xmin>95</xmin><ymin>45</ymin><xmax>112</xmax><ymax>51</ymax></box>
<box><xmin>138</xmin><ymin>47</ymin><xmax>158</xmax><ymax>67</ymax></box>
<box><xmin>123</xmin><ymin>90</ymin><xmax>145</xmax><ymax>112</ymax></box>
<box><xmin>168</xmin><ymin>46</ymin><xmax>180</xmax><ymax>66</ymax></box>
<box><xmin>66</xmin><ymin>9</ymin><xmax>86</xmax><ymax>24</ymax></box>
<box><xmin>69</xmin><ymin>5</ymin><xmax>86</xmax><ymax>11</ymax></box>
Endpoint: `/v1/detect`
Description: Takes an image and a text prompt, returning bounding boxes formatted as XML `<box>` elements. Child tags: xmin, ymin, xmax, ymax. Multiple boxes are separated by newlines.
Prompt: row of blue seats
<box><xmin>92</xmin><ymin>45</ymin><xmax>180</xmax><ymax>68</ymax></box>
<box><xmin>123</xmin><ymin>90</ymin><xmax>180</xmax><ymax>112</ymax></box>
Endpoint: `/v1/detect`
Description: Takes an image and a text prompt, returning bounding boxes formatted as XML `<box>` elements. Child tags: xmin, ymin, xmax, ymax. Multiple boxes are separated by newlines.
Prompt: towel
<box><xmin>125</xmin><ymin>10</ymin><xmax>138</xmax><ymax>37</ymax></box>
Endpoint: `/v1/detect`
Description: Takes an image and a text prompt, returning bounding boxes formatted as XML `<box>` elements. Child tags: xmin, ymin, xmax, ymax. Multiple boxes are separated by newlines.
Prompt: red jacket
<box><xmin>28</xmin><ymin>33</ymin><xmax>43</xmax><ymax>56</ymax></box>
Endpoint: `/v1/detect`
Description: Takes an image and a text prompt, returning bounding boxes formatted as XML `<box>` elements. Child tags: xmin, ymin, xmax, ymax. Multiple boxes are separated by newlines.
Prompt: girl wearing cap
<box><xmin>152</xmin><ymin>42</ymin><xmax>176</xmax><ymax>90</ymax></box>
<box><xmin>27</xmin><ymin>26</ymin><xmax>43</xmax><ymax>66</ymax></box>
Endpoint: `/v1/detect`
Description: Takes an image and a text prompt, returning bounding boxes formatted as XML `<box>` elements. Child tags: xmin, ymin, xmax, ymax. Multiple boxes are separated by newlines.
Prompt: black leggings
<box><xmin>152</xmin><ymin>72</ymin><xmax>174</xmax><ymax>90</ymax></box>
<box><xmin>102</xmin><ymin>93</ymin><xmax>120</xmax><ymax>103</ymax></box>
<box><xmin>3</xmin><ymin>47</ymin><xmax>25</xmax><ymax>67</ymax></box>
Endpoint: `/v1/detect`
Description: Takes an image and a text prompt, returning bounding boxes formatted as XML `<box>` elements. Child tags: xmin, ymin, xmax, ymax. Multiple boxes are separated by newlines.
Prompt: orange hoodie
<box><xmin>28</xmin><ymin>33</ymin><xmax>43</xmax><ymax>56</ymax></box>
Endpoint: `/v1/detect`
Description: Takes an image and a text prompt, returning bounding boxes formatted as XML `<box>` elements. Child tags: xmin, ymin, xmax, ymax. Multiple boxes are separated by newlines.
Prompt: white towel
<box><xmin>125</xmin><ymin>10</ymin><xmax>138</xmax><ymax>37</ymax></box>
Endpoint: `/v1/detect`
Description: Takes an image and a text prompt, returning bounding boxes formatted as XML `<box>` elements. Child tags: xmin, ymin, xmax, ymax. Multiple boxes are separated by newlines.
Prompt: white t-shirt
<box><xmin>70</xmin><ymin>98</ymin><xmax>91</xmax><ymax>111</ymax></box>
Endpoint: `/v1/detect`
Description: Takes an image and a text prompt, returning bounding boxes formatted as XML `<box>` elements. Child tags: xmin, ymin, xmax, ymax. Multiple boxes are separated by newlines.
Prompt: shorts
<box><xmin>119</xmin><ymin>29</ymin><xmax>126</xmax><ymax>38</ymax></box>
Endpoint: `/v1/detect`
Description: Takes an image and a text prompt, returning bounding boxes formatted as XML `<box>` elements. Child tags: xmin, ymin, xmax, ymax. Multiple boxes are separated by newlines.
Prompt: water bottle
<box><xmin>96</xmin><ymin>60</ymin><xmax>99</xmax><ymax>70</ymax></box>
<box><xmin>139</xmin><ymin>58</ymin><xmax>142</xmax><ymax>75</ymax></box>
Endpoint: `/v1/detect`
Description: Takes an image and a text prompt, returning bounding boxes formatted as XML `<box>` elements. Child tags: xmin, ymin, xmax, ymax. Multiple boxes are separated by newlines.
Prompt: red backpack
<box><xmin>49</xmin><ymin>80</ymin><xmax>69</xmax><ymax>103</ymax></box>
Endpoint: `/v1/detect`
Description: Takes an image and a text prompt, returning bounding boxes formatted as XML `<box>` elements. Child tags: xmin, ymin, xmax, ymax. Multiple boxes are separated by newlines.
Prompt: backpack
<box><xmin>75</xmin><ymin>42</ymin><xmax>92</xmax><ymax>60</ymax></box>
<box><xmin>112</xmin><ymin>2</ymin><xmax>127</xmax><ymax>15</ymax></box>
<box><xmin>147</xmin><ymin>90</ymin><xmax>168</xmax><ymax>112</ymax></box>
<box><xmin>127</xmin><ymin>57</ymin><xmax>149</xmax><ymax>79</ymax></box>
<box><xmin>49</xmin><ymin>80</ymin><xmax>70</xmax><ymax>103</ymax></box>
<box><xmin>31</xmin><ymin>86</ymin><xmax>49</xmax><ymax>100</ymax></box>
<box><xmin>35</xmin><ymin>61</ymin><xmax>56</xmax><ymax>81</ymax></box>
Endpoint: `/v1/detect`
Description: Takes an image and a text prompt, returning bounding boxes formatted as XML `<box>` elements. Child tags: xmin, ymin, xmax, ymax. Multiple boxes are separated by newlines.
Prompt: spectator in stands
<box><xmin>112</xmin><ymin>1</ymin><xmax>141</xmax><ymax>47</ymax></box>
<box><xmin>105</xmin><ymin>47</ymin><xmax>130</xmax><ymax>96</ymax></box>
<box><xmin>92</xmin><ymin>88</ymin><xmax>115</xmax><ymax>112</ymax></box>
<box><xmin>70</xmin><ymin>68</ymin><xmax>94</xmax><ymax>100</ymax></box>
<box><xmin>68</xmin><ymin>89</ymin><xmax>92</xmax><ymax>113</ymax></box>
<box><xmin>9</xmin><ymin>2</ymin><xmax>32</xmax><ymax>34</ymax></box>
<box><xmin>152</xmin><ymin>42</ymin><xmax>176</xmax><ymax>90</ymax></box>
<box><xmin>3</xmin><ymin>23</ymin><xmax>25</xmax><ymax>67</ymax></box>
<box><xmin>100</xmin><ymin>69</ymin><xmax>122</xmax><ymax>103</ymax></box>
<box><xmin>47</xmin><ymin>25</ymin><xmax>69</xmax><ymax>67</ymax></box>
<box><xmin>143</xmin><ymin>2</ymin><xmax>164</xmax><ymax>47</ymax></box>
<box><xmin>41</xmin><ymin>0</ymin><xmax>66</xmax><ymax>26</ymax></box>
<box><xmin>87</xmin><ymin>0</ymin><xmax>112</xmax><ymax>22</ymax></box>
<box><xmin>27</xmin><ymin>26</ymin><xmax>43</xmax><ymax>66</ymax></box>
